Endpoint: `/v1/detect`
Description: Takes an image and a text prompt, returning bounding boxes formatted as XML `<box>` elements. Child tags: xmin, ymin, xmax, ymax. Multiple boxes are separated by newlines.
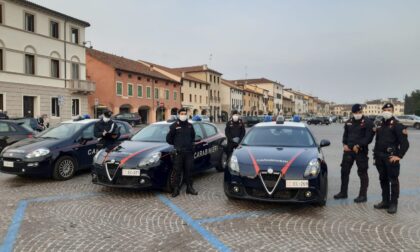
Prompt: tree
<box><xmin>404</xmin><ymin>90</ymin><xmax>420</xmax><ymax>115</ymax></box>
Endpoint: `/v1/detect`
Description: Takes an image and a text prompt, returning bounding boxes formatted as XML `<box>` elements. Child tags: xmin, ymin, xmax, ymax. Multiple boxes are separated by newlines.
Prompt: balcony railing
<box><xmin>66</xmin><ymin>80</ymin><xmax>96</xmax><ymax>94</ymax></box>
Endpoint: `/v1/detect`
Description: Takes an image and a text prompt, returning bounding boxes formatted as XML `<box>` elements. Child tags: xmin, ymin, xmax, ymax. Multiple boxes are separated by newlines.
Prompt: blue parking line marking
<box><xmin>156</xmin><ymin>193</ymin><xmax>231</xmax><ymax>252</ymax></box>
<box><xmin>0</xmin><ymin>200</ymin><xmax>28</xmax><ymax>252</ymax></box>
<box><xmin>0</xmin><ymin>192</ymin><xmax>101</xmax><ymax>252</ymax></box>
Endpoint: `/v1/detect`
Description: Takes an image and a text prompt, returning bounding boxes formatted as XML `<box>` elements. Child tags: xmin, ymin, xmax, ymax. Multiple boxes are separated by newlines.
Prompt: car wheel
<box><xmin>53</xmin><ymin>156</ymin><xmax>77</xmax><ymax>180</ymax></box>
<box><xmin>216</xmin><ymin>151</ymin><xmax>228</xmax><ymax>172</ymax></box>
<box><xmin>415</xmin><ymin>123</ymin><xmax>420</xmax><ymax>130</ymax></box>
<box><xmin>164</xmin><ymin>167</ymin><xmax>184</xmax><ymax>193</ymax></box>
<box><xmin>316</xmin><ymin>177</ymin><xmax>328</xmax><ymax>207</ymax></box>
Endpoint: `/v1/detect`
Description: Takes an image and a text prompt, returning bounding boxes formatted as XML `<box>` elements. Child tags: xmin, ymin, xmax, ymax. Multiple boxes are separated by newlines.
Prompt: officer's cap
<box><xmin>103</xmin><ymin>110</ymin><xmax>112</xmax><ymax>118</ymax></box>
<box><xmin>179</xmin><ymin>108</ymin><xmax>188</xmax><ymax>113</ymax></box>
<box><xmin>232</xmin><ymin>110</ymin><xmax>239</xmax><ymax>115</ymax></box>
<box><xmin>352</xmin><ymin>104</ymin><xmax>363</xmax><ymax>113</ymax></box>
<box><xmin>382</xmin><ymin>103</ymin><xmax>394</xmax><ymax>110</ymax></box>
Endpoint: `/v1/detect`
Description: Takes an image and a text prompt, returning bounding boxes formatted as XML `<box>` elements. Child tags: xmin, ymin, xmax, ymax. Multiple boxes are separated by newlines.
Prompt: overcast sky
<box><xmin>33</xmin><ymin>0</ymin><xmax>420</xmax><ymax>103</ymax></box>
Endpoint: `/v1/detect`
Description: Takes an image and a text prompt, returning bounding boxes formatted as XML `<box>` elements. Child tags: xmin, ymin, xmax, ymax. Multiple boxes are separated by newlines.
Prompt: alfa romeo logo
<box><xmin>267</xmin><ymin>168</ymin><xmax>273</xmax><ymax>174</ymax></box>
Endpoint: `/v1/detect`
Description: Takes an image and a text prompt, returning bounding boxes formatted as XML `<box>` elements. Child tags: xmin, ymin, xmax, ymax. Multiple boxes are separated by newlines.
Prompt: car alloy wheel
<box><xmin>53</xmin><ymin>156</ymin><xmax>77</xmax><ymax>180</ymax></box>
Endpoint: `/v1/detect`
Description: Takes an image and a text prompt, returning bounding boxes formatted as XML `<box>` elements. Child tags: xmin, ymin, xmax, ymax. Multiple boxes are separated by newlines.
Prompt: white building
<box><xmin>220</xmin><ymin>79</ymin><xmax>243</xmax><ymax>119</ymax></box>
<box><xmin>0</xmin><ymin>0</ymin><xmax>93</xmax><ymax>123</ymax></box>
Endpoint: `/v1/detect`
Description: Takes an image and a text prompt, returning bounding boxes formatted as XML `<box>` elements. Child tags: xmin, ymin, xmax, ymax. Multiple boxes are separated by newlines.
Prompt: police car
<box><xmin>0</xmin><ymin>119</ymin><xmax>132</xmax><ymax>180</ymax></box>
<box><xmin>91</xmin><ymin>120</ymin><xmax>226</xmax><ymax>191</ymax></box>
<box><xmin>224</xmin><ymin>117</ymin><xmax>330</xmax><ymax>205</ymax></box>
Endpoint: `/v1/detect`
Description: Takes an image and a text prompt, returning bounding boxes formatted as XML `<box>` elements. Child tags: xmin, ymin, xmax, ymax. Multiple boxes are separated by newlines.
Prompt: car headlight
<box><xmin>25</xmin><ymin>148</ymin><xmax>50</xmax><ymax>159</ymax></box>
<box><xmin>138</xmin><ymin>152</ymin><xmax>161</xmax><ymax>168</ymax></box>
<box><xmin>304</xmin><ymin>158</ymin><xmax>320</xmax><ymax>177</ymax></box>
<box><xmin>229</xmin><ymin>155</ymin><xmax>240</xmax><ymax>173</ymax></box>
<box><xmin>93</xmin><ymin>150</ymin><xmax>103</xmax><ymax>164</ymax></box>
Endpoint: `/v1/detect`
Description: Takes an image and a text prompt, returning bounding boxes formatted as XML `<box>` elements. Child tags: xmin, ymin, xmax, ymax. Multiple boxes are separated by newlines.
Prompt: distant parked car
<box><xmin>396</xmin><ymin>115</ymin><xmax>420</xmax><ymax>129</ymax></box>
<box><xmin>0</xmin><ymin>120</ymin><xmax>35</xmax><ymax>153</ymax></box>
<box><xmin>9</xmin><ymin>118</ymin><xmax>44</xmax><ymax>132</ymax></box>
<box><xmin>307</xmin><ymin>117</ymin><xmax>330</xmax><ymax>125</ymax></box>
<box><xmin>242</xmin><ymin>116</ymin><xmax>260</xmax><ymax>127</ymax></box>
<box><xmin>113</xmin><ymin>113</ymin><xmax>142</xmax><ymax>126</ymax></box>
<box><xmin>200</xmin><ymin>115</ymin><xmax>210</xmax><ymax>122</ymax></box>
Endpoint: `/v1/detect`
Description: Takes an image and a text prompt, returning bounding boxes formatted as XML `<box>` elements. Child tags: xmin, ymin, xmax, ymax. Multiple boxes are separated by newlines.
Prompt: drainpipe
<box><xmin>64</xmin><ymin>19</ymin><xmax>67</xmax><ymax>89</ymax></box>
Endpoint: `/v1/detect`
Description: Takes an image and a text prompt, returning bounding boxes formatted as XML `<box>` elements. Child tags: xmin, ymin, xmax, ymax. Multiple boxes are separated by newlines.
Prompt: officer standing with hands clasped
<box><xmin>334</xmin><ymin>104</ymin><xmax>375</xmax><ymax>202</ymax></box>
<box><xmin>225</xmin><ymin>110</ymin><xmax>245</xmax><ymax>159</ymax></box>
<box><xmin>94</xmin><ymin>110</ymin><xmax>120</xmax><ymax>151</ymax></box>
<box><xmin>166</xmin><ymin>108</ymin><xmax>197</xmax><ymax>197</ymax></box>
<box><xmin>373</xmin><ymin>103</ymin><xmax>409</xmax><ymax>214</ymax></box>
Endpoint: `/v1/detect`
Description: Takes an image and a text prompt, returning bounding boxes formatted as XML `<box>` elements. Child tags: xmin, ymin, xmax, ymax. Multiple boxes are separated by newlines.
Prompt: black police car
<box><xmin>224</xmin><ymin>119</ymin><xmax>330</xmax><ymax>205</ymax></box>
<box><xmin>0</xmin><ymin>119</ymin><xmax>132</xmax><ymax>180</ymax></box>
<box><xmin>91</xmin><ymin>120</ymin><xmax>227</xmax><ymax>191</ymax></box>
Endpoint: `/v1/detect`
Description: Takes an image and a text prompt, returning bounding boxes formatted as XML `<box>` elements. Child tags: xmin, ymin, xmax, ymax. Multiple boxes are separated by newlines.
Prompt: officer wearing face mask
<box><xmin>94</xmin><ymin>110</ymin><xmax>120</xmax><ymax>150</ymax></box>
<box><xmin>166</xmin><ymin>108</ymin><xmax>197</xmax><ymax>197</ymax></box>
<box><xmin>334</xmin><ymin>104</ymin><xmax>375</xmax><ymax>203</ymax></box>
<box><xmin>373</xmin><ymin>103</ymin><xmax>409</xmax><ymax>214</ymax></box>
<box><xmin>225</xmin><ymin>110</ymin><xmax>246</xmax><ymax>159</ymax></box>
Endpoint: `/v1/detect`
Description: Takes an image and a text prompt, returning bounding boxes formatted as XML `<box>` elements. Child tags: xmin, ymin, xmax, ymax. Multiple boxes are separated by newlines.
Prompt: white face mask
<box><xmin>232</xmin><ymin>115</ymin><xmax>239</xmax><ymax>121</ymax></box>
<box><xmin>103</xmin><ymin>117</ymin><xmax>110</xmax><ymax>123</ymax></box>
<box><xmin>179</xmin><ymin>115</ymin><xmax>188</xmax><ymax>122</ymax></box>
<box><xmin>353</xmin><ymin>114</ymin><xmax>363</xmax><ymax>120</ymax></box>
<box><xmin>382</xmin><ymin>111</ymin><xmax>393</xmax><ymax>120</ymax></box>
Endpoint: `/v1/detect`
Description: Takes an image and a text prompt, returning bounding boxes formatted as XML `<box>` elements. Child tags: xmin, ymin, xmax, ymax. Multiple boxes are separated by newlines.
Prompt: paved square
<box><xmin>1</xmin><ymin>124</ymin><xmax>419</xmax><ymax>251</ymax></box>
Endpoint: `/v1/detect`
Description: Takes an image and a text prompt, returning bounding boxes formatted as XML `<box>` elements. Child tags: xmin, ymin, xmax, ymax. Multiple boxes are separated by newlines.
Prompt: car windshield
<box><xmin>37</xmin><ymin>123</ymin><xmax>84</xmax><ymax>139</ymax></box>
<box><xmin>131</xmin><ymin>124</ymin><xmax>170</xmax><ymax>142</ymax></box>
<box><xmin>242</xmin><ymin>126</ymin><xmax>316</xmax><ymax>147</ymax></box>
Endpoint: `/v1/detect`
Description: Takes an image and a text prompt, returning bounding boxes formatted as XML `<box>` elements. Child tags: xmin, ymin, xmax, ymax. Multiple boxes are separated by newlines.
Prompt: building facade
<box><xmin>220</xmin><ymin>79</ymin><xmax>243</xmax><ymax>120</ymax></box>
<box><xmin>0</xmin><ymin>0</ymin><xmax>93</xmax><ymax>123</ymax></box>
<box><xmin>365</xmin><ymin>98</ymin><xmax>404</xmax><ymax>116</ymax></box>
<box><xmin>86</xmin><ymin>49</ymin><xmax>181</xmax><ymax>123</ymax></box>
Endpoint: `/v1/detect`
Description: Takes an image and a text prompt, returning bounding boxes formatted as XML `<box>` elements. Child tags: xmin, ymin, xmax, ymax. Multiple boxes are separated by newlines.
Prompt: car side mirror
<box><xmin>320</xmin><ymin>139</ymin><xmax>330</xmax><ymax>148</ymax></box>
<box><xmin>195</xmin><ymin>135</ymin><xmax>203</xmax><ymax>142</ymax></box>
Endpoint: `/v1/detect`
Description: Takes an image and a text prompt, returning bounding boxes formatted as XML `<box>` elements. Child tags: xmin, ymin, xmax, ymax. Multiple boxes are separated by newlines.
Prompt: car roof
<box><xmin>62</xmin><ymin>119</ymin><xmax>99</xmax><ymax>124</ymax></box>
<box><xmin>152</xmin><ymin>120</ymin><xmax>210</xmax><ymax>125</ymax></box>
<box><xmin>254</xmin><ymin>121</ymin><xmax>307</xmax><ymax>128</ymax></box>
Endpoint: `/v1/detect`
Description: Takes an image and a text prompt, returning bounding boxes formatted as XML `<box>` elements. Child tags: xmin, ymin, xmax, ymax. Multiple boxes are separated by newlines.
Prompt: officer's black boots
<box><xmin>387</xmin><ymin>204</ymin><xmax>398</xmax><ymax>214</ymax></box>
<box><xmin>333</xmin><ymin>192</ymin><xmax>348</xmax><ymax>199</ymax></box>
<box><xmin>354</xmin><ymin>195</ymin><xmax>367</xmax><ymax>203</ymax></box>
<box><xmin>374</xmin><ymin>201</ymin><xmax>389</xmax><ymax>209</ymax></box>
<box><xmin>186</xmin><ymin>184</ymin><xmax>198</xmax><ymax>195</ymax></box>
<box><xmin>172</xmin><ymin>187</ymin><xmax>180</xmax><ymax>198</ymax></box>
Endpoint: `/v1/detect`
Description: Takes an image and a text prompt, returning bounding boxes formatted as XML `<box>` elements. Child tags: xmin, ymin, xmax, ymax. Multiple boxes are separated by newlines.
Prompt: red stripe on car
<box><xmin>280</xmin><ymin>150</ymin><xmax>306</xmax><ymax>176</ymax></box>
<box><xmin>247</xmin><ymin>149</ymin><xmax>260</xmax><ymax>175</ymax></box>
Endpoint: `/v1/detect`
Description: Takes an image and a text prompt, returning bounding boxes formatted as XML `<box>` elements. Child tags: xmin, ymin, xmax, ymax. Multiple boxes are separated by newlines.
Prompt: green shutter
<box><xmin>174</xmin><ymin>91</ymin><xmax>177</xmax><ymax>100</ymax></box>
<box><xmin>147</xmin><ymin>87</ymin><xmax>151</xmax><ymax>98</ymax></box>
<box><xmin>117</xmin><ymin>82</ymin><xmax>122</xmax><ymax>95</ymax></box>
<box><xmin>138</xmin><ymin>86</ymin><xmax>142</xmax><ymax>97</ymax></box>
<box><xmin>165</xmin><ymin>90</ymin><xmax>169</xmax><ymax>100</ymax></box>
<box><xmin>128</xmin><ymin>84</ymin><xmax>133</xmax><ymax>96</ymax></box>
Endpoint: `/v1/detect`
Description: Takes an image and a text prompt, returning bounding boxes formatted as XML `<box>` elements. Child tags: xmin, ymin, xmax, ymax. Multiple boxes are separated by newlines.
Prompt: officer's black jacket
<box><xmin>225</xmin><ymin>119</ymin><xmax>246</xmax><ymax>143</ymax></box>
<box><xmin>94</xmin><ymin>119</ymin><xmax>120</xmax><ymax>144</ymax></box>
<box><xmin>373</xmin><ymin>117</ymin><xmax>409</xmax><ymax>158</ymax></box>
<box><xmin>342</xmin><ymin>116</ymin><xmax>375</xmax><ymax>149</ymax></box>
<box><xmin>166</xmin><ymin>120</ymin><xmax>196</xmax><ymax>151</ymax></box>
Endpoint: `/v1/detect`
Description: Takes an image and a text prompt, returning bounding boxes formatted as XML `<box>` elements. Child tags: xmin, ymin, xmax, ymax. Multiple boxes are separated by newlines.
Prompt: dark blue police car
<box><xmin>0</xmin><ymin>119</ymin><xmax>132</xmax><ymax>180</ymax></box>
<box><xmin>224</xmin><ymin>119</ymin><xmax>330</xmax><ymax>205</ymax></box>
<box><xmin>92</xmin><ymin>120</ymin><xmax>227</xmax><ymax>191</ymax></box>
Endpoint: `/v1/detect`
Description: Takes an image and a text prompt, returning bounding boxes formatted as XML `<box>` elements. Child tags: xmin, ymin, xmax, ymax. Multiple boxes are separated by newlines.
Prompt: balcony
<box><xmin>66</xmin><ymin>80</ymin><xmax>96</xmax><ymax>94</ymax></box>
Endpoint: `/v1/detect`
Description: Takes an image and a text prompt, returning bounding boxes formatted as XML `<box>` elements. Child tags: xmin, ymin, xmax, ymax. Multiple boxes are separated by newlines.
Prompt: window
<box><xmin>116</xmin><ymin>82</ymin><xmax>123</xmax><ymax>96</ymax></box>
<box><xmin>189</xmin><ymin>81</ymin><xmax>191</xmax><ymax>87</ymax></box>
<box><xmin>189</xmin><ymin>94</ymin><xmax>192</xmax><ymax>102</ymax></box>
<box><xmin>181</xmin><ymin>93</ymin><xmax>184</xmax><ymax>102</ymax></box>
<box><xmin>193</xmin><ymin>124</ymin><xmax>204</xmax><ymax>140</ymax></box>
<box><xmin>165</xmin><ymin>89</ymin><xmax>169</xmax><ymax>100</ymax></box>
<box><xmin>137</xmin><ymin>85</ymin><xmax>143</xmax><ymax>97</ymax></box>
<box><xmin>154</xmin><ymin>88</ymin><xmax>159</xmax><ymax>99</ymax></box>
<box><xmin>210</xmin><ymin>75</ymin><xmax>213</xmax><ymax>82</ymax></box>
<box><xmin>174</xmin><ymin>91</ymin><xmax>177</xmax><ymax>100</ymax></box>
<box><xmin>51</xmin><ymin>97</ymin><xmax>60</xmax><ymax>117</ymax></box>
<box><xmin>50</xmin><ymin>21</ymin><xmax>59</xmax><ymax>38</ymax></box>
<box><xmin>72</xmin><ymin>99</ymin><xmax>80</xmax><ymax>116</ymax></box>
<box><xmin>146</xmin><ymin>86</ymin><xmax>151</xmax><ymax>98</ymax></box>
<box><xmin>0</xmin><ymin>49</ymin><xmax>3</xmax><ymax>71</ymax></box>
<box><xmin>71</xmin><ymin>63</ymin><xmax>79</xmax><ymax>80</ymax></box>
<box><xmin>200</xmin><ymin>95</ymin><xmax>202</xmax><ymax>103</ymax></box>
<box><xmin>128</xmin><ymin>83</ymin><xmax>133</xmax><ymax>96</ymax></box>
<box><xmin>202</xmin><ymin>123</ymin><xmax>217</xmax><ymax>137</ymax></box>
<box><xmin>217</xmin><ymin>77</ymin><xmax>220</xmax><ymax>83</ymax></box>
<box><xmin>200</xmin><ymin>84</ymin><xmax>202</xmax><ymax>89</ymax></box>
<box><xmin>194</xmin><ymin>82</ymin><xmax>197</xmax><ymax>88</ymax></box>
<box><xmin>71</xmin><ymin>28</ymin><xmax>79</xmax><ymax>44</ymax></box>
<box><xmin>25</xmin><ymin>54</ymin><xmax>35</xmax><ymax>75</ymax></box>
<box><xmin>0</xmin><ymin>122</ymin><xmax>12</xmax><ymax>133</ymax></box>
<box><xmin>51</xmin><ymin>59</ymin><xmax>59</xmax><ymax>78</ymax></box>
<box><xmin>0</xmin><ymin>94</ymin><xmax>3</xmax><ymax>111</ymax></box>
<box><xmin>0</xmin><ymin>4</ymin><xmax>3</xmax><ymax>24</ymax></box>
<box><xmin>206</xmin><ymin>85</ymin><xmax>209</xmax><ymax>90</ymax></box>
<box><xmin>25</xmin><ymin>13</ymin><xmax>35</xmax><ymax>32</ymax></box>
<box><xmin>194</xmin><ymin>95</ymin><xmax>197</xmax><ymax>102</ymax></box>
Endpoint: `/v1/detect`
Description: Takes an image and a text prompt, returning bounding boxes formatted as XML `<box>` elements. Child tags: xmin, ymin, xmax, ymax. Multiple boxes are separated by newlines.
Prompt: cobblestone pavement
<box><xmin>0</xmin><ymin>124</ymin><xmax>419</xmax><ymax>252</ymax></box>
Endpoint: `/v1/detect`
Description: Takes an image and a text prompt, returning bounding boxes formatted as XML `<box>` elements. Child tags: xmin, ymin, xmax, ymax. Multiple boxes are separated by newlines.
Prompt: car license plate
<box><xmin>122</xmin><ymin>169</ymin><xmax>140</xmax><ymax>176</ymax></box>
<box><xmin>3</xmin><ymin>161</ymin><xmax>14</xmax><ymax>168</ymax></box>
<box><xmin>286</xmin><ymin>180</ymin><xmax>308</xmax><ymax>188</ymax></box>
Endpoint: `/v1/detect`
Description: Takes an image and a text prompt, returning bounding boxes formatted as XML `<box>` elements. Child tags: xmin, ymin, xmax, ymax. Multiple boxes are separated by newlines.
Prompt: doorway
<box><xmin>23</xmin><ymin>96</ymin><xmax>35</xmax><ymax>118</ymax></box>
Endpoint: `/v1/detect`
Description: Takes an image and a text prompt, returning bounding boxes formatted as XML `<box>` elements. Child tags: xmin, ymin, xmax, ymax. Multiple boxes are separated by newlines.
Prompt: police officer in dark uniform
<box><xmin>334</xmin><ymin>104</ymin><xmax>375</xmax><ymax>202</ymax></box>
<box><xmin>166</xmin><ymin>108</ymin><xmax>197</xmax><ymax>197</ymax></box>
<box><xmin>94</xmin><ymin>110</ymin><xmax>120</xmax><ymax>151</ymax></box>
<box><xmin>225</xmin><ymin>110</ymin><xmax>246</xmax><ymax>159</ymax></box>
<box><xmin>373</xmin><ymin>103</ymin><xmax>409</xmax><ymax>214</ymax></box>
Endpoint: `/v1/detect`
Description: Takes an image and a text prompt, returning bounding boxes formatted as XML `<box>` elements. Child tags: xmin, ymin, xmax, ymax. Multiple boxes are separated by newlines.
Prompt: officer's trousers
<box><xmin>173</xmin><ymin>150</ymin><xmax>194</xmax><ymax>188</ymax></box>
<box><xmin>340</xmin><ymin>150</ymin><xmax>369</xmax><ymax>196</ymax></box>
<box><xmin>375</xmin><ymin>154</ymin><xmax>400</xmax><ymax>204</ymax></box>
